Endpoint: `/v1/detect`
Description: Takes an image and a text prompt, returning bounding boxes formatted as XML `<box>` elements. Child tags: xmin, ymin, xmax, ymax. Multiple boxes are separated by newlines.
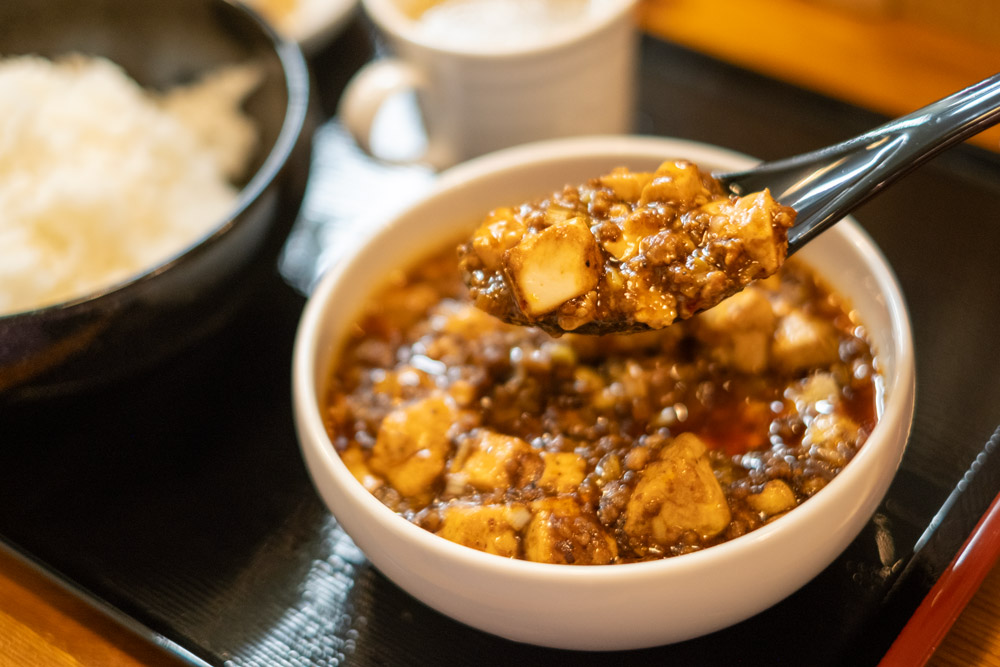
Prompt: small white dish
<box><xmin>292</xmin><ymin>135</ymin><xmax>916</xmax><ymax>650</ymax></box>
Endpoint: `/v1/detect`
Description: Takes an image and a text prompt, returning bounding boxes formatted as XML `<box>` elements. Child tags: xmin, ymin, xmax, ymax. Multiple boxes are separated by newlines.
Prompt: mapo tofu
<box><xmin>458</xmin><ymin>160</ymin><xmax>796</xmax><ymax>335</ymax></box>
<box><xmin>322</xmin><ymin>243</ymin><xmax>879</xmax><ymax>564</ymax></box>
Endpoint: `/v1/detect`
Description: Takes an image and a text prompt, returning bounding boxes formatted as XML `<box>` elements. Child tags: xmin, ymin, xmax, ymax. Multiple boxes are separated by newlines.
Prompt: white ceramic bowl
<box><xmin>292</xmin><ymin>136</ymin><xmax>916</xmax><ymax>650</ymax></box>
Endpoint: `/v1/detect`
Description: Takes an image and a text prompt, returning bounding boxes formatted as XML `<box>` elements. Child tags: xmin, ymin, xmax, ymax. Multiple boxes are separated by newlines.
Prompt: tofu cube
<box><xmin>524</xmin><ymin>497</ymin><xmax>617</xmax><ymax>565</ymax></box>
<box><xmin>340</xmin><ymin>443</ymin><xmax>384</xmax><ymax>494</ymax></box>
<box><xmin>448</xmin><ymin>430</ymin><xmax>541</xmax><ymax>492</ymax></box>
<box><xmin>471</xmin><ymin>207</ymin><xmax>525</xmax><ymax>271</ymax></box>
<box><xmin>369</xmin><ymin>394</ymin><xmax>457</xmax><ymax>502</ymax></box>
<box><xmin>747</xmin><ymin>479</ymin><xmax>797</xmax><ymax>518</ymax></box>
<box><xmin>436</xmin><ymin>503</ymin><xmax>527</xmax><ymax>558</ymax></box>
<box><xmin>502</xmin><ymin>217</ymin><xmax>602</xmax><ymax>318</ymax></box>
<box><xmin>771</xmin><ymin>310</ymin><xmax>840</xmax><ymax>374</ymax></box>
<box><xmin>704</xmin><ymin>190</ymin><xmax>790</xmax><ymax>274</ymax></box>
<box><xmin>623</xmin><ymin>433</ymin><xmax>731</xmax><ymax>546</ymax></box>
<box><xmin>788</xmin><ymin>372</ymin><xmax>841</xmax><ymax>414</ymax></box>
<box><xmin>693</xmin><ymin>286</ymin><xmax>776</xmax><ymax>374</ymax></box>
<box><xmin>599</xmin><ymin>166</ymin><xmax>654</xmax><ymax>202</ymax></box>
<box><xmin>537</xmin><ymin>452</ymin><xmax>587</xmax><ymax>494</ymax></box>
<box><xmin>802</xmin><ymin>413</ymin><xmax>861</xmax><ymax>467</ymax></box>
<box><xmin>639</xmin><ymin>160</ymin><xmax>707</xmax><ymax>207</ymax></box>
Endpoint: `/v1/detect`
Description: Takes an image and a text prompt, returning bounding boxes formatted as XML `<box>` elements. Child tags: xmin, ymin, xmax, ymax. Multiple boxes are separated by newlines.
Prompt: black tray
<box><xmin>3</xmin><ymin>23</ymin><xmax>1000</xmax><ymax>666</ymax></box>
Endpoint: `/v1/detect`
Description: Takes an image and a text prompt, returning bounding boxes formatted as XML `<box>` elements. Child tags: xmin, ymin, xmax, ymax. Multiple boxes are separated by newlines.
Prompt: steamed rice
<box><xmin>0</xmin><ymin>54</ymin><xmax>260</xmax><ymax>315</ymax></box>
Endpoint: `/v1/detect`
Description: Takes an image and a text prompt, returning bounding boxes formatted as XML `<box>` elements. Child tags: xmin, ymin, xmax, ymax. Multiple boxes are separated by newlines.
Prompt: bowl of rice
<box><xmin>0</xmin><ymin>0</ymin><xmax>311</xmax><ymax>401</ymax></box>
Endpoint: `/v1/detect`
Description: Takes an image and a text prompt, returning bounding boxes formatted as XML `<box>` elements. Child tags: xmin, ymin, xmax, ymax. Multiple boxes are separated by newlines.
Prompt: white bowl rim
<box><xmin>293</xmin><ymin>134</ymin><xmax>915</xmax><ymax>586</ymax></box>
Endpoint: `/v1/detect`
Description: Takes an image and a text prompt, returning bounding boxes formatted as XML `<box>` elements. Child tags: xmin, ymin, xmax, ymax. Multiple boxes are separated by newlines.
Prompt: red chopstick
<box><xmin>880</xmin><ymin>490</ymin><xmax>1000</xmax><ymax>666</ymax></box>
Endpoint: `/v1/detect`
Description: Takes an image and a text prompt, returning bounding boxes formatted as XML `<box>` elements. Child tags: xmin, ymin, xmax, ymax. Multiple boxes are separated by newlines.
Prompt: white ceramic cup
<box><xmin>338</xmin><ymin>0</ymin><xmax>639</xmax><ymax>168</ymax></box>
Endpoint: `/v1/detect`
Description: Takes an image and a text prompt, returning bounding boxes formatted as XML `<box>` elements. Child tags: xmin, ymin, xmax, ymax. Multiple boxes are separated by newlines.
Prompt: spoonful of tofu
<box><xmin>458</xmin><ymin>72</ymin><xmax>1000</xmax><ymax>336</ymax></box>
<box><xmin>458</xmin><ymin>160</ymin><xmax>792</xmax><ymax>335</ymax></box>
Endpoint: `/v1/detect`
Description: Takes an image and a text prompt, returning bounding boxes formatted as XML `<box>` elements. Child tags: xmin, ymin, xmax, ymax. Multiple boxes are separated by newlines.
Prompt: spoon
<box><xmin>716</xmin><ymin>72</ymin><xmax>1000</xmax><ymax>254</ymax></box>
<box><xmin>464</xmin><ymin>74</ymin><xmax>1000</xmax><ymax>336</ymax></box>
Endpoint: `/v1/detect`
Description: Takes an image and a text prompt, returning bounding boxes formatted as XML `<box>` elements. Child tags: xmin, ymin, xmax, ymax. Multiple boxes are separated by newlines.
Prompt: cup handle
<box><xmin>338</xmin><ymin>58</ymin><xmax>438</xmax><ymax>165</ymax></box>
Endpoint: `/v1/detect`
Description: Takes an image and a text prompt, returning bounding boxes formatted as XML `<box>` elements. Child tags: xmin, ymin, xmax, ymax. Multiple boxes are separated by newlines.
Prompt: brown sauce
<box><xmin>323</xmin><ymin>243</ymin><xmax>878</xmax><ymax>564</ymax></box>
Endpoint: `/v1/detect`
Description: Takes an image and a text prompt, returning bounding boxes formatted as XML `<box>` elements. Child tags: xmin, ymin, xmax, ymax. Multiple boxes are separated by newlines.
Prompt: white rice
<box><xmin>0</xmin><ymin>54</ymin><xmax>260</xmax><ymax>315</ymax></box>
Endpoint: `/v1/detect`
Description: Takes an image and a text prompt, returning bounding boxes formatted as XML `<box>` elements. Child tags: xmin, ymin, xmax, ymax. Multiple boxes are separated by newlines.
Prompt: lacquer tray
<box><xmin>3</xmin><ymin>22</ymin><xmax>1000</xmax><ymax>666</ymax></box>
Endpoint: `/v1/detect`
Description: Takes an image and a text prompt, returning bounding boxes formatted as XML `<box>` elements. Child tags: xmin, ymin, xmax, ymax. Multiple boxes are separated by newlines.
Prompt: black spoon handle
<box><xmin>716</xmin><ymin>72</ymin><xmax>1000</xmax><ymax>252</ymax></box>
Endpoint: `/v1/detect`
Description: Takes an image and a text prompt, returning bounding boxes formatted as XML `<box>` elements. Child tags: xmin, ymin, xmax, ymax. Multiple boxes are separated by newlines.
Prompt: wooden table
<box><xmin>3</xmin><ymin>1</ymin><xmax>1000</xmax><ymax>665</ymax></box>
<box><xmin>0</xmin><ymin>546</ymin><xmax>185</xmax><ymax>667</ymax></box>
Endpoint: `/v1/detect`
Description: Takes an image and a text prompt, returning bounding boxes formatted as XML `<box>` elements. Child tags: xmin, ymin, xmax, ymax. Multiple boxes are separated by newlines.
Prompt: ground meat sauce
<box><xmin>323</xmin><ymin>243</ymin><xmax>880</xmax><ymax>565</ymax></box>
<box><xmin>458</xmin><ymin>160</ymin><xmax>796</xmax><ymax>335</ymax></box>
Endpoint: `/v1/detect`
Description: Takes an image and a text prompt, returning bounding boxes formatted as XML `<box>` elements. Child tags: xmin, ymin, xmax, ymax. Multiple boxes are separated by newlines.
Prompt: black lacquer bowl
<box><xmin>0</xmin><ymin>0</ymin><xmax>311</xmax><ymax>402</ymax></box>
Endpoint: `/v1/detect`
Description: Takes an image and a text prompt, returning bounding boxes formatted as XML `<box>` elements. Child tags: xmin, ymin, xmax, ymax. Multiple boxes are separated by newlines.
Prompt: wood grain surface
<box><xmin>930</xmin><ymin>565</ymin><xmax>1000</xmax><ymax>666</ymax></box>
<box><xmin>638</xmin><ymin>0</ymin><xmax>1000</xmax><ymax>152</ymax></box>
<box><xmin>0</xmin><ymin>547</ymin><xmax>184</xmax><ymax>667</ymax></box>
